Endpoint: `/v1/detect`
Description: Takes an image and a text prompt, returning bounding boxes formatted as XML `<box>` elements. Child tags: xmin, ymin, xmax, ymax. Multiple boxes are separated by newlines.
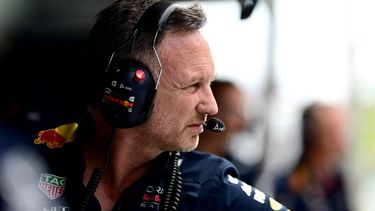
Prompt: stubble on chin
<box><xmin>177</xmin><ymin>135</ymin><xmax>199</xmax><ymax>152</ymax></box>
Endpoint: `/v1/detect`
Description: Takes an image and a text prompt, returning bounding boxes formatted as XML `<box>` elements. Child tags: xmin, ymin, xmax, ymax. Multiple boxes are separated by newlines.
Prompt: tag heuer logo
<box><xmin>39</xmin><ymin>173</ymin><xmax>66</xmax><ymax>200</ymax></box>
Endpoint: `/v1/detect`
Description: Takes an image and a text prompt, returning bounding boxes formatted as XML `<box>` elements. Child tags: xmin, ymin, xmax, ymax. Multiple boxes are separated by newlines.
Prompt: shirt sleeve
<box><xmin>180</xmin><ymin>151</ymin><xmax>291</xmax><ymax>211</ymax></box>
<box><xmin>220</xmin><ymin>174</ymin><xmax>291</xmax><ymax>211</ymax></box>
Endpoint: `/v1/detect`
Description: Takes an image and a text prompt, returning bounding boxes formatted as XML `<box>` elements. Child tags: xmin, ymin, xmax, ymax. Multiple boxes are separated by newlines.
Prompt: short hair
<box><xmin>89</xmin><ymin>0</ymin><xmax>206</xmax><ymax>72</ymax></box>
<box><xmin>301</xmin><ymin>102</ymin><xmax>322</xmax><ymax>150</ymax></box>
<box><xmin>86</xmin><ymin>0</ymin><xmax>206</xmax><ymax>104</ymax></box>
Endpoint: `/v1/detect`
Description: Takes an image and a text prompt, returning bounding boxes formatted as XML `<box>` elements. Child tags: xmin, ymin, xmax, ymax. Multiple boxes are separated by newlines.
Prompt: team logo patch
<box><xmin>34</xmin><ymin>122</ymin><xmax>78</xmax><ymax>149</ymax></box>
<box><xmin>39</xmin><ymin>173</ymin><xmax>66</xmax><ymax>200</ymax></box>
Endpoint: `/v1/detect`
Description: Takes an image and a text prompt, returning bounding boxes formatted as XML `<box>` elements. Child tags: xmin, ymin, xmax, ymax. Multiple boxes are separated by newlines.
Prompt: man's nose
<box><xmin>196</xmin><ymin>87</ymin><xmax>218</xmax><ymax>115</ymax></box>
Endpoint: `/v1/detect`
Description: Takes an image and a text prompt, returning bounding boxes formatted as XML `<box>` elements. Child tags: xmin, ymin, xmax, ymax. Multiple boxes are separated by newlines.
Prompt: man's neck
<box><xmin>83</xmin><ymin>126</ymin><xmax>162</xmax><ymax>211</ymax></box>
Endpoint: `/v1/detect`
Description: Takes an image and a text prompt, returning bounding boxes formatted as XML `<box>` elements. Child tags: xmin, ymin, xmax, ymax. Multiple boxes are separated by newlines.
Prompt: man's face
<box><xmin>141</xmin><ymin>31</ymin><xmax>218</xmax><ymax>152</ymax></box>
<box><xmin>316</xmin><ymin>106</ymin><xmax>348</xmax><ymax>164</ymax></box>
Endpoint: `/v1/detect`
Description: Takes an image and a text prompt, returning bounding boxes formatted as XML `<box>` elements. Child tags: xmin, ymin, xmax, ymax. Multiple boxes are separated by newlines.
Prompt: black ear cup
<box><xmin>99</xmin><ymin>1</ymin><xmax>179</xmax><ymax>128</ymax></box>
<box><xmin>100</xmin><ymin>60</ymin><xmax>156</xmax><ymax>128</ymax></box>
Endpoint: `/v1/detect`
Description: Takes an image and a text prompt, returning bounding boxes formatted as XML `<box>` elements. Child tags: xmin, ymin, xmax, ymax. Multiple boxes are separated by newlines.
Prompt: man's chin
<box><xmin>177</xmin><ymin>136</ymin><xmax>199</xmax><ymax>152</ymax></box>
<box><xmin>178</xmin><ymin>147</ymin><xmax>196</xmax><ymax>152</ymax></box>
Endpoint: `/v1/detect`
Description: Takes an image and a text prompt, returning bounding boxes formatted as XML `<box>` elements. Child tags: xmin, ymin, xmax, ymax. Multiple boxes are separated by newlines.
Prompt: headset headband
<box><xmin>136</xmin><ymin>1</ymin><xmax>180</xmax><ymax>33</ymax></box>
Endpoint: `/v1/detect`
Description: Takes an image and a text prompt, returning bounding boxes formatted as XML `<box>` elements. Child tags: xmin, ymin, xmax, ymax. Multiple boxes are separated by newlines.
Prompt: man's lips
<box><xmin>188</xmin><ymin>122</ymin><xmax>204</xmax><ymax>127</ymax></box>
<box><xmin>187</xmin><ymin>123</ymin><xmax>204</xmax><ymax>133</ymax></box>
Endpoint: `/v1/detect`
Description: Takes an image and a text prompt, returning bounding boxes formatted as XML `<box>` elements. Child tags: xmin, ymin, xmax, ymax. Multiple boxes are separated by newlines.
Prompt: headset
<box><xmin>100</xmin><ymin>1</ymin><xmax>180</xmax><ymax>128</ymax></box>
<box><xmin>80</xmin><ymin>1</ymin><xmax>183</xmax><ymax>210</ymax></box>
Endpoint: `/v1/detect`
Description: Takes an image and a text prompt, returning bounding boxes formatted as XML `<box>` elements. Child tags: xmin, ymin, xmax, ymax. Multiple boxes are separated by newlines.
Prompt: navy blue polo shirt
<box><xmin>0</xmin><ymin>130</ymin><xmax>290</xmax><ymax>211</ymax></box>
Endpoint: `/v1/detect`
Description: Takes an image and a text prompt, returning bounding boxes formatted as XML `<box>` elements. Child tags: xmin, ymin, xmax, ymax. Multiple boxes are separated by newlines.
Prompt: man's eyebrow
<box><xmin>189</xmin><ymin>74</ymin><xmax>215</xmax><ymax>84</ymax></box>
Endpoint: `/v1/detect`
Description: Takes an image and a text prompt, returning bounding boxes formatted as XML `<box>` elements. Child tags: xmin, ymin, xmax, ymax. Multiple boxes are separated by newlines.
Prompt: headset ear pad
<box><xmin>100</xmin><ymin>60</ymin><xmax>156</xmax><ymax>128</ymax></box>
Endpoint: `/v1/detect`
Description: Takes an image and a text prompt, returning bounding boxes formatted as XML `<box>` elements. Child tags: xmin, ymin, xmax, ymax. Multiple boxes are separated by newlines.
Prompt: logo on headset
<box><xmin>38</xmin><ymin>173</ymin><xmax>66</xmax><ymax>200</ymax></box>
<box><xmin>103</xmin><ymin>87</ymin><xmax>135</xmax><ymax>112</ymax></box>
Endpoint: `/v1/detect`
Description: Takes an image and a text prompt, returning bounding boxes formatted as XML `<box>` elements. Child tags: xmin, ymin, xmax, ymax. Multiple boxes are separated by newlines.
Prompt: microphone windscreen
<box><xmin>204</xmin><ymin>118</ymin><xmax>225</xmax><ymax>133</ymax></box>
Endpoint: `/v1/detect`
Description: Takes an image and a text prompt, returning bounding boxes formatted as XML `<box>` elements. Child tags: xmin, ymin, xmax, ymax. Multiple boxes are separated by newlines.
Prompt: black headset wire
<box><xmin>79</xmin><ymin>126</ymin><xmax>116</xmax><ymax>211</ymax></box>
<box><xmin>160</xmin><ymin>151</ymin><xmax>183</xmax><ymax>211</ymax></box>
<box><xmin>79</xmin><ymin>129</ymin><xmax>184</xmax><ymax>211</ymax></box>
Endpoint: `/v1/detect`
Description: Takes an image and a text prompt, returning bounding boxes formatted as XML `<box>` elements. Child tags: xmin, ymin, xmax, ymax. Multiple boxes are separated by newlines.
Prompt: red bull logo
<box><xmin>103</xmin><ymin>94</ymin><xmax>134</xmax><ymax>108</ymax></box>
<box><xmin>34</xmin><ymin>123</ymin><xmax>78</xmax><ymax>149</ymax></box>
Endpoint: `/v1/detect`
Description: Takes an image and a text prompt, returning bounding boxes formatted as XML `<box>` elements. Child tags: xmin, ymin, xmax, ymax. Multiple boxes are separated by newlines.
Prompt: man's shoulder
<box><xmin>179</xmin><ymin>151</ymin><xmax>291</xmax><ymax>211</ymax></box>
<box><xmin>180</xmin><ymin>150</ymin><xmax>239</xmax><ymax>183</ymax></box>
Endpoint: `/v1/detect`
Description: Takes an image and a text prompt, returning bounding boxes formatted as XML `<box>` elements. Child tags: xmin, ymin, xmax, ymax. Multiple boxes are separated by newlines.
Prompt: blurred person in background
<box><xmin>196</xmin><ymin>79</ymin><xmax>263</xmax><ymax>185</ymax></box>
<box><xmin>273</xmin><ymin>102</ymin><xmax>352</xmax><ymax>211</ymax></box>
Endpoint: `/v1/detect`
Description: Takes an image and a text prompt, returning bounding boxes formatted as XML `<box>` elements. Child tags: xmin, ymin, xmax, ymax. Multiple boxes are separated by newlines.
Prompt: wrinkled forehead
<box><xmin>158</xmin><ymin>30</ymin><xmax>214</xmax><ymax>75</ymax></box>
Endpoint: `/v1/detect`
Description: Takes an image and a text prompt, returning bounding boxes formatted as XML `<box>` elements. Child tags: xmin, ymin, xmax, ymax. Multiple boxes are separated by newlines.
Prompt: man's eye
<box><xmin>184</xmin><ymin>84</ymin><xmax>199</xmax><ymax>93</ymax></box>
